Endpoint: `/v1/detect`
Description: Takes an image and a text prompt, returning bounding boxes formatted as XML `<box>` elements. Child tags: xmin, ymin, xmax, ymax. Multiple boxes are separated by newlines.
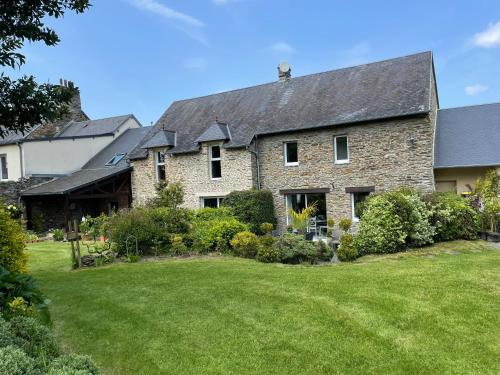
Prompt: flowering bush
<box><xmin>354</xmin><ymin>188</ymin><xmax>434</xmax><ymax>255</ymax></box>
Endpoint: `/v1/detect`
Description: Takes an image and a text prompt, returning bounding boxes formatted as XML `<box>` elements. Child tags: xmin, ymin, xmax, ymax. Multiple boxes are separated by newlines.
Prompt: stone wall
<box><xmin>131</xmin><ymin>144</ymin><xmax>255</xmax><ymax>208</ymax></box>
<box><xmin>0</xmin><ymin>177</ymin><xmax>52</xmax><ymax>205</ymax></box>
<box><xmin>130</xmin><ymin>152</ymin><xmax>157</xmax><ymax>206</ymax></box>
<box><xmin>258</xmin><ymin>114</ymin><xmax>436</xmax><ymax>231</ymax></box>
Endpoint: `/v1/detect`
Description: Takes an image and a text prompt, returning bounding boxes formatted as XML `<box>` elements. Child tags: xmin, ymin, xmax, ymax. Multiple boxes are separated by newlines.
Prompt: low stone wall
<box><xmin>0</xmin><ymin>177</ymin><xmax>52</xmax><ymax>205</ymax></box>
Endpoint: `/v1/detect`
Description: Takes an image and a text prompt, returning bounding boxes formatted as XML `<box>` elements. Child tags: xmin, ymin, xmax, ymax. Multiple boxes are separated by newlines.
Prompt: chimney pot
<box><xmin>278</xmin><ymin>62</ymin><xmax>291</xmax><ymax>82</ymax></box>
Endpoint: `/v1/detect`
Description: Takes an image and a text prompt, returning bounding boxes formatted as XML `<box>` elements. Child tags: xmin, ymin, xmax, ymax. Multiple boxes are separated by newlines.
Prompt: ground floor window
<box><xmin>0</xmin><ymin>154</ymin><xmax>8</xmax><ymax>180</ymax></box>
<box><xmin>202</xmin><ymin>197</ymin><xmax>224</xmax><ymax>208</ymax></box>
<box><xmin>285</xmin><ymin>193</ymin><xmax>327</xmax><ymax>235</ymax></box>
<box><xmin>351</xmin><ymin>192</ymin><xmax>370</xmax><ymax>221</ymax></box>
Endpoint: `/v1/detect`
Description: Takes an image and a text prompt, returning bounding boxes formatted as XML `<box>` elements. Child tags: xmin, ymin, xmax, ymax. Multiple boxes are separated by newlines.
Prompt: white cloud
<box><xmin>129</xmin><ymin>0</ymin><xmax>208</xmax><ymax>45</ymax></box>
<box><xmin>269</xmin><ymin>42</ymin><xmax>296</xmax><ymax>54</ymax></box>
<box><xmin>473</xmin><ymin>21</ymin><xmax>500</xmax><ymax>48</ymax></box>
<box><xmin>184</xmin><ymin>57</ymin><xmax>207</xmax><ymax>70</ymax></box>
<box><xmin>131</xmin><ymin>0</ymin><xmax>203</xmax><ymax>26</ymax></box>
<box><xmin>465</xmin><ymin>84</ymin><xmax>488</xmax><ymax>96</ymax></box>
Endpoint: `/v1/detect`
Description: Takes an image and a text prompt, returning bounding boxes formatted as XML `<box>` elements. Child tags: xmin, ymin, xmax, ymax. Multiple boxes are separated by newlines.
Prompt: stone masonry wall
<box><xmin>130</xmin><ymin>153</ymin><xmax>156</xmax><ymax>206</ymax></box>
<box><xmin>131</xmin><ymin>145</ymin><xmax>255</xmax><ymax>208</ymax></box>
<box><xmin>258</xmin><ymin>115</ymin><xmax>436</xmax><ymax>231</ymax></box>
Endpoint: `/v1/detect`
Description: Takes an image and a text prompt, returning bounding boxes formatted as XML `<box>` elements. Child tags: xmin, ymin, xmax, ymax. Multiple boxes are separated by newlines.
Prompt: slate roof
<box><xmin>56</xmin><ymin>114</ymin><xmax>135</xmax><ymax>137</ymax></box>
<box><xmin>141</xmin><ymin>130</ymin><xmax>176</xmax><ymax>149</ymax></box>
<box><xmin>194</xmin><ymin>122</ymin><xmax>230</xmax><ymax>143</ymax></box>
<box><xmin>0</xmin><ymin>129</ymin><xmax>29</xmax><ymax>145</ymax></box>
<box><xmin>22</xmin><ymin>127</ymin><xmax>150</xmax><ymax>196</ymax></box>
<box><xmin>435</xmin><ymin>103</ymin><xmax>500</xmax><ymax>168</ymax></box>
<box><xmin>131</xmin><ymin>51</ymin><xmax>435</xmax><ymax>158</ymax></box>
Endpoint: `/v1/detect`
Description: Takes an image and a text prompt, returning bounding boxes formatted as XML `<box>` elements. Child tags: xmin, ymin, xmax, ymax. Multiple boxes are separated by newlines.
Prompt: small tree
<box><xmin>152</xmin><ymin>182</ymin><xmax>185</xmax><ymax>209</ymax></box>
<box><xmin>476</xmin><ymin>169</ymin><xmax>500</xmax><ymax>232</ymax></box>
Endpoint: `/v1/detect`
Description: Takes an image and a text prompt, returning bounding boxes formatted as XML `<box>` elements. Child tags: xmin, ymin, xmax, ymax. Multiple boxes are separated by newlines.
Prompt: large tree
<box><xmin>0</xmin><ymin>0</ymin><xmax>91</xmax><ymax>138</ymax></box>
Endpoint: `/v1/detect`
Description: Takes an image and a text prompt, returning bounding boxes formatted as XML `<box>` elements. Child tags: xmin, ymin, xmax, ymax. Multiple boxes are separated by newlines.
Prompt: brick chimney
<box><xmin>278</xmin><ymin>62</ymin><xmax>291</xmax><ymax>82</ymax></box>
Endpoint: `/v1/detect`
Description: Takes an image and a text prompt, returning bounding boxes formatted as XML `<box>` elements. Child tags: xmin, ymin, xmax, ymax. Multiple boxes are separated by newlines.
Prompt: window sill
<box><xmin>334</xmin><ymin>160</ymin><xmax>349</xmax><ymax>165</ymax></box>
<box><xmin>211</xmin><ymin>178</ymin><xmax>222</xmax><ymax>181</ymax></box>
<box><xmin>285</xmin><ymin>162</ymin><xmax>299</xmax><ymax>167</ymax></box>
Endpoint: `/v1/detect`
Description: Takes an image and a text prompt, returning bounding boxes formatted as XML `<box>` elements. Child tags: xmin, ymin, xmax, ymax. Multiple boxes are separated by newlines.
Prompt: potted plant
<box><xmin>287</xmin><ymin>203</ymin><xmax>317</xmax><ymax>240</ymax></box>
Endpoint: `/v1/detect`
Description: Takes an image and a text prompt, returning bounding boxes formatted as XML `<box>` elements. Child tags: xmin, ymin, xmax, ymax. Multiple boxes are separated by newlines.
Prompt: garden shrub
<box><xmin>0</xmin><ymin>316</ymin><xmax>15</xmax><ymax>348</ymax></box>
<box><xmin>149</xmin><ymin>181</ymin><xmax>185</xmax><ymax>209</ymax></box>
<box><xmin>315</xmin><ymin>240</ymin><xmax>333</xmax><ymax>261</ymax></box>
<box><xmin>273</xmin><ymin>234</ymin><xmax>320</xmax><ymax>264</ymax></box>
<box><xmin>169</xmin><ymin>235</ymin><xmax>189</xmax><ymax>255</ymax></box>
<box><xmin>0</xmin><ymin>345</ymin><xmax>37</xmax><ymax>375</ymax></box>
<box><xmin>108</xmin><ymin>209</ymin><xmax>170</xmax><ymax>256</ymax></box>
<box><xmin>338</xmin><ymin>218</ymin><xmax>352</xmax><ymax>232</ymax></box>
<box><xmin>31</xmin><ymin>211</ymin><xmax>45</xmax><ymax>234</ymax></box>
<box><xmin>192</xmin><ymin>207</ymin><xmax>235</xmax><ymax>222</ymax></box>
<box><xmin>354</xmin><ymin>188</ymin><xmax>434</xmax><ymax>255</ymax></box>
<box><xmin>230</xmin><ymin>231</ymin><xmax>260</xmax><ymax>258</ymax></box>
<box><xmin>52</xmin><ymin>228</ymin><xmax>64</xmax><ymax>242</ymax></box>
<box><xmin>256</xmin><ymin>246</ymin><xmax>281</xmax><ymax>263</ymax></box>
<box><xmin>337</xmin><ymin>233</ymin><xmax>358</xmax><ymax>261</ymax></box>
<box><xmin>424</xmin><ymin>192</ymin><xmax>479</xmax><ymax>241</ymax></box>
<box><xmin>0</xmin><ymin>266</ymin><xmax>49</xmax><ymax>322</ymax></box>
<box><xmin>0</xmin><ymin>208</ymin><xmax>28</xmax><ymax>273</ymax></box>
<box><xmin>9</xmin><ymin>315</ymin><xmax>59</xmax><ymax>361</ymax></box>
<box><xmin>221</xmin><ymin>189</ymin><xmax>276</xmax><ymax>234</ymax></box>
<box><xmin>147</xmin><ymin>207</ymin><xmax>192</xmax><ymax>234</ymax></box>
<box><xmin>47</xmin><ymin>353</ymin><xmax>100</xmax><ymax>375</ymax></box>
<box><xmin>260</xmin><ymin>222</ymin><xmax>274</xmax><ymax>235</ymax></box>
<box><xmin>190</xmin><ymin>211</ymin><xmax>247</xmax><ymax>253</ymax></box>
<box><xmin>209</xmin><ymin>219</ymin><xmax>248</xmax><ymax>253</ymax></box>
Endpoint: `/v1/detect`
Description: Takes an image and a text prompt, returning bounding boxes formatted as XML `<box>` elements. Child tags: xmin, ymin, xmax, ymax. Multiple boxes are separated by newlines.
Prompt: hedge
<box><xmin>221</xmin><ymin>189</ymin><xmax>276</xmax><ymax>234</ymax></box>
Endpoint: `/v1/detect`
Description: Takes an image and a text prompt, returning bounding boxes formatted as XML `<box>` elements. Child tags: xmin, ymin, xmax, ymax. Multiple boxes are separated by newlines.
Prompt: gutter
<box><xmin>16</xmin><ymin>141</ymin><xmax>24</xmax><ymax>178</ymax></box>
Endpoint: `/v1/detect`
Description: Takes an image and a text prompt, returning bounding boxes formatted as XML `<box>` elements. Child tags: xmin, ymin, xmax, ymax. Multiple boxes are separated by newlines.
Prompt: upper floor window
<box><xmin>0</xmin><ymin>155</ymin><xmax>8</xmax><ymax>180</ymax></box>
<box><xmin>284</xmin><ymin>141</ymin><xmax>298</xmax><ymax>166</ymax></box>
<box><xmin>334</xmin><ymin>135</ymin><xmax>349</xmax><ymax>164</ymax></box>
<box><xmin>209</xmin><ymin>145</ymin><xmax>222</xmax><ymax>179</ymax></box>
<box><xmin>155</xmin><ymin>150</ymin><xmax>166</xmax><ymax>182</ymax></box>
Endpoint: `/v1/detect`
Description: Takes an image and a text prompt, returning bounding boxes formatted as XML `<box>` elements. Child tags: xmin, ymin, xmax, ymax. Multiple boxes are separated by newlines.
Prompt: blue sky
<box><xmin>10</xmin><ymin>0</ymin><xmax>500</xmax><ymax>126</ymax></box>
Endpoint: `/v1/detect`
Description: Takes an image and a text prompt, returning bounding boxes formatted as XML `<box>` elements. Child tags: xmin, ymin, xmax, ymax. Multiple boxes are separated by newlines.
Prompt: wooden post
<box><xmin>68</xmin><ymin>220</ymin><xmax>77</xmax><ymax>268</ymax></box>
<box><xmin>73</xmin><ymin>218</ymin><xmax>82</xmax><ymax>268</ymax></box>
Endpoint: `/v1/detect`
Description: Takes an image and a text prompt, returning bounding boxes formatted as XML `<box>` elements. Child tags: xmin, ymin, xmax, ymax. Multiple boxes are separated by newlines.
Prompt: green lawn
<box><xmin>27</xmin><ymin>241</ymin><xmax>500</xmax><ymax>375</ymax></box>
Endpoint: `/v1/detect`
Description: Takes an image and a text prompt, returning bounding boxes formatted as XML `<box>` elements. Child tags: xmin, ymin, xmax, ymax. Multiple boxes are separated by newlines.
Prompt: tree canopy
<box><xmin>0</xmin><ymin>0</ymin><xmax>91</xmax><ymax>138</ymax></box>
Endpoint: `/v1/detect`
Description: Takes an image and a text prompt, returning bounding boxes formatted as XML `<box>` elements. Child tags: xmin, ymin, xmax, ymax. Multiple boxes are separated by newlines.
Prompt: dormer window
<box><xmin>105</xmin><ymin>153</ymin><xmax>125</xmax><ymax>166</ymax></box>
<box><xmin>209</xmin><ymin>145</ymin><xmax>222</xmax><ymax>179</ymax></box>
<box><xmin>155</xmin><ymin>150</ymin><xmax>166</xmax><ymax>181</ymax></box>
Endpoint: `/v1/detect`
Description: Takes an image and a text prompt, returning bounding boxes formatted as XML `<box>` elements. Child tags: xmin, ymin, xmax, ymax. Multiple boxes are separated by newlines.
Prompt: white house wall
<box><xmin>22</xmin><ymin>117</ymin><xmax>141</xmax><ymax>177</ymax></box>
<box><xmin>0</xmin><ymin>144</ymin><xmax>22</xmax><ymax>181</ymax></box>
<box><xmin>23</xmin><ymin>136</ymin><xmax>114</xmax><ymax>176</ymax></box>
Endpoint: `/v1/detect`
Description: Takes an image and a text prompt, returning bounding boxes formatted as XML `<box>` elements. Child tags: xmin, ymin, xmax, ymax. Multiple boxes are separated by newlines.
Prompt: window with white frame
<box><xmin>351</xmin><ymin>192</ymin><xmax>370</xmax><ymax>221</ymax></box>
<box><xmin>209</xmin><ymin>145</ymin><xmax>222</xmax><ymax>179</ymax></box>
<box><xmin>202</xmin><ymin>197</ymin><xmax>224</xmax><ymax>208</ymax></box>
<box><xmin>0</xmin><ymin>155</ymin><xmax>8</xmax><ymax>180</ymax></box>
<box><xmin>155</xmin><ymin>150</ymin><xmax>166</xmax><ymax>182</ymax></box>
<box><xmin>334</xmin><ymin>135</ymin><xmax>349</xmax><ymax>164</ymax></box>
<box><xmin>284</xmin><ymin>141</ymin><xmax>298</xmax><ymax>166</ymax></box>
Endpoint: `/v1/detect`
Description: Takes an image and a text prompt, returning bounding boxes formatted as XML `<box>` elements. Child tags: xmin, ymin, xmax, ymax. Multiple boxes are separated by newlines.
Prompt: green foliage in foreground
<box><xmin>26</xmin><ymin>241</ymin><xmax>500</xmax><ymax>375</ymax></box>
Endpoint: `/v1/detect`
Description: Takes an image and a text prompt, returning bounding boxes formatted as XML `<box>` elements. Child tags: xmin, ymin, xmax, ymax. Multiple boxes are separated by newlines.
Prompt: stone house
<box><xmin>129</xmin><ymin>51</ymin><xmax>440</xmax><ymax>232</ymax></box>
